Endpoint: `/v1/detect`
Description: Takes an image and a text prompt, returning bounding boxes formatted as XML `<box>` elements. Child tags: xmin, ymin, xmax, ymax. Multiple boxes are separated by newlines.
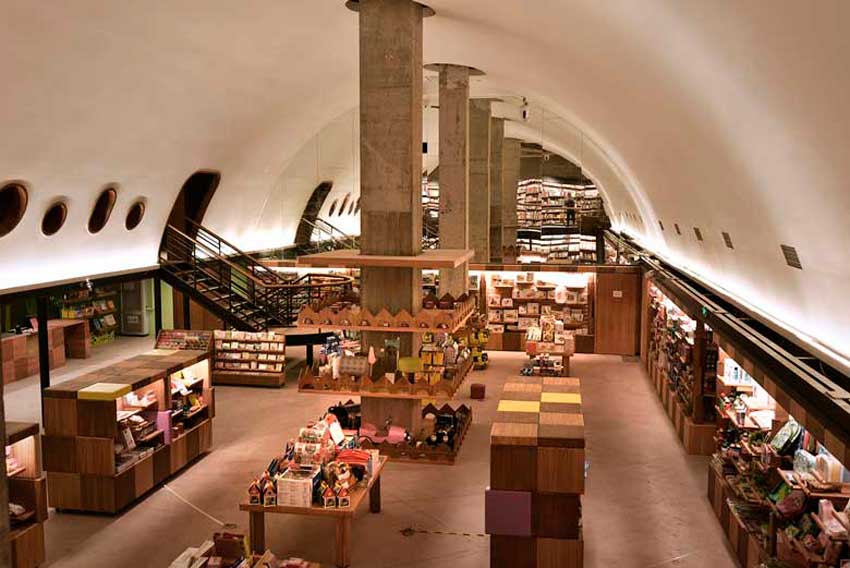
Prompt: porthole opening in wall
<box><xmin>339</xmin><ymin>193</ymin><xmax>350</xmax><ymax>216</ymax></box>
<box><xmin>0</xmin><ymin>182</ymin><xmax>28</xmax><ymax>238</ymax></box>
<box><xmin>125</xmin><ymin>201</ymin><xmax>145</xmax><ymax>230</ymax></box>
<box><xmin>88</xmin><ymin>187</ymin><xmax>117</xmax><ymax>233</ymax></box>
<box><xmin>42</xmin><ymin>201</ymin><xmax>68</xmax><ymax>236</ymax></box>
<box><xmin>328</xmin><ymin>199</ymin><xmax>338</xmax><ymax>217</ymax></box>
<box><xmin>348</xmin><ymin>199</ymin><xmax>356</xmax><ymax>215</ymax></box>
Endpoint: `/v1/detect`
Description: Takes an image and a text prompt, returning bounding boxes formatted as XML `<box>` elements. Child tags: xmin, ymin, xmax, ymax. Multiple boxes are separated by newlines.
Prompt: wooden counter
<box><xmin>42</xmin><ymin>348</ymin><xmax>214</xmax><ymax>514</ymax></box>
<box><xmin>1</xmin><ymin>319</ymin><xmax>90</xmax><ymax>384</ymax></box>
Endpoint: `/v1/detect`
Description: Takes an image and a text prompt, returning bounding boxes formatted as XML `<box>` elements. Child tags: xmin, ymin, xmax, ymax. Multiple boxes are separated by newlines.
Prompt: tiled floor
<box><xmin>5</xmin><ymin>340</ymin><xmax>736</xmax><ymax>567</ymax></box>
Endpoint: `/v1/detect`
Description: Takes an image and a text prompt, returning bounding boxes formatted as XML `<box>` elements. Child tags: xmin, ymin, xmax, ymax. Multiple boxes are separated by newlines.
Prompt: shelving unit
<box><xmin>155</xmin><ymin>329</ymin><xmax>213</xmax><ymax>351</ymax></box>
<box><xmin>296</xmin><ymin>256</ymin><xmax>478</xmax><ymax>465</ymax></box>
<box><xmin>483</xmin><ymin>271</ymin><xmax>594</xmax><ymax>353</ymax></box>
<box><xmin>6</xmin><ymin>421</ymin><xmax>47</xmax><ymax>568</ymax></box>
<box><xmin>709</xmin><ymin>351</ymin><xmax>850</xmax><ymax>567</ymax></box>
<box><xmin>60</xmin><ymin>287</ymin><xmax>119</xmax><ymax>345</ymax></box>
<box><xmin>212</xmin><ymin>330</ymin><xmax>286</xmax><ymax>387</ymax></box>
<box><xmin>646</xmin><ymin>282</ymin><xmax>716</xmax><ymax>455</ymax></box>
<box><xmin>42</xmin><ymin>348</ymin><xmax>214</xmax><ymax>514</ymax></box>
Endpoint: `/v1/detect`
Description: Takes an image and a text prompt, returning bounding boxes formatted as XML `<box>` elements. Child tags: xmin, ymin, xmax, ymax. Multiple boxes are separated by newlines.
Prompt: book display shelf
<box><xmin>213</xmin><ymin>330</ymin><xmax>286</xmax><ymax>388</ymax></box>
<box><xmin>295</xmin><ymin>250</ymin><xmax>478</xmax><ymax>465</ymax></box>
<box><xmin>43</xmin><ymin>346</ymin><xmax>214</xmax><ymax>514</ymax></box>
<box><xmin>515</xmin><ymin>179</ymin><xmax>602</xmax><ymax>265</ymax></box>
<box><xmin>709</xmin><ymin>348</ymin><xmax>850</xmax><ymax>567</ymax></box>
<box><xmin>6</xmin><ymin>422</ymin><xmax>47</xmax><ymax>568</ymax></box>
<box><xmin>646</xmin><ymin>282</ymin><xmax>716</xmax><ymax>456</ymax></box>
<box><xmin>482</xmin><ymin>271</ymin><xmax>594</xmax><ymax>354</ymax></box>
<box><xmin>60</xmin><ymin>286</ymin><xmax>119</xmax><ymax>346</ymax></box>
<box><xmin>486</xmin><ymin>374</ymin><xmax>585</xmax><ymax>567</ymax></box>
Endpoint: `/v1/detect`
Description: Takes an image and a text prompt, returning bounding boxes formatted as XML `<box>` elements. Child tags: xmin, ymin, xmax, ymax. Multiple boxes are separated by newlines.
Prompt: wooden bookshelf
<box><xmin>42</xmin><ymin>349</ymin><xmax>214</xmax><ymax>514</ymax></box>
<box><xmin>60</xmin><ymin>288</ymin><xmax>119</xmax><ymax>345</ymax></box>
<box><xmin>6</xmin><ymin>421</ymin><xmax>47</xmax><ymax>568</ymax></box>
<box><xmin>212</xmin><ymin>330</ymin><xmax>286</xmax><ymax>387</ymax></box>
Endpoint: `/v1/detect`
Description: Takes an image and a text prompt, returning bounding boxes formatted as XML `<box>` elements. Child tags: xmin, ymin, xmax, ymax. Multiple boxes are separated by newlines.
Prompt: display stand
<box><xmin>296</xmin><ymin>251</ymin><xmax>477</xmax><ymax>465</ymax></box>
<box><xmin>645</xmin><ymin>283</ymin><xmax>715</xmax><ymax>455</ymax></box>
<box><xmin>486</xmin><ymin>375</ymin><xmax>585</xmax><ymax>568</ymax></box>
<box><xmin>60</xmin><ymin>287</ymin><xmax>118</xmax><ymax>346</ymax></box>
<box><xmin>212</xmin><ymin>330</ymin><xmax>286</xmax><ymax>388</ymax></box>
<box><xmin>6</xmin><ymin>421</ymin><xmax>47</xmax><ymax>568</ymax></box>
<box><xmin>43</xmin><ymin>347</ymin><xmax>214</xmax><ymax>514</ymax></box>
<box><xmin>240</xmin><ymin>456</ymin><xmax>386</xmax><ymax>568</ymax></box>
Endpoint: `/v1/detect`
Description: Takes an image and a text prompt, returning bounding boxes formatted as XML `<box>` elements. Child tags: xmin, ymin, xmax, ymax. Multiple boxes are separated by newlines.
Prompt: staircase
<box><xmin>159</xmin><ymin>221</ymin><xmax>353</xmax><ymax>331</ymax></box>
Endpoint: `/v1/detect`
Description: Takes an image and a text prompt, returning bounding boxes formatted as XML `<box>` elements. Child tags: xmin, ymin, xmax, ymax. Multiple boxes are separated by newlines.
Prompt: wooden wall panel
<box><xmin>594</xmin><ymin>272</ymin><xmax>641</xmax><ymax>355</ymax></box>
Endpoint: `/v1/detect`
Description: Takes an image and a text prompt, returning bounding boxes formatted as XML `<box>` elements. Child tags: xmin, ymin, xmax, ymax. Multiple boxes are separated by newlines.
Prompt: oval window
<box><xmin>125</xmin><ymin>201</ymin><xmax>145</xmax><ymax>230</ymax></box>
<box><xmin>0</xmin><ymin>183</ymin><xmax>28</xmax><ymax>238</ymax></box>
<box><xmin>42</xmin><ymin>201</ymin><xmax>68</xmax><ymax>236</ymax></box>
<box><xmin>88</xmin><ymin>187</ymin><xmax>117</xmax><ymax>233</ymax></box>
<box><xmin>328</xmin><ymin>199</ymin><xmax>338</xmax><ymax>217</ymax></box>
<box><xmin>339</xmin><ymin>193</ymin><xmax>350</xmax><ymax>216</ymax></box>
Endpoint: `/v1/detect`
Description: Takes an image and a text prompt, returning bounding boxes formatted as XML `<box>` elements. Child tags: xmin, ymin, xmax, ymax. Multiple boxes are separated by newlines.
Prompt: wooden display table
<box><xmin>6</xmin><ymin>421</ymin><xmax>48</xmax><ymax>568</ymax></box>
<box><xmin>240</xmin><ymin>456</ymin><xmax>387</xmax><ymax>568</ymax></box>
<box><xmin>1</xmin><ymin>319</ymin><xmax>90</xmax><ymax>384</ymax></box>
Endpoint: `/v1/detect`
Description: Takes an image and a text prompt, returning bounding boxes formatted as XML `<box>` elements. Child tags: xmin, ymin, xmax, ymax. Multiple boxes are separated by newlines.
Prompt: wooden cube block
<box><xmin>80</xmin><ymin>474</ymin><xmax>116</xmax><ymax>513</ymax></box>
<box><xmin>43</xmin><ymin>397</ymin><xmax>78</xmax><ymax>437</ymax></box>
<box><xmin>536</xmin><ymin>448</ymin><xmax>585</xmax><ymax>494</ymax></box>
<box><xmin>76</xmin><ymin>437</ymin><xmax>114</xmax><ymax>475</ymax></box>
<box><xmin>154</xmin><ymin>445</ymin><xmax>171</xmax><ymax>485</ymax></box>
<box><xmin>533</xmin><ymin>494</ymin><xmax>581</xmax><ymax>539</ymax></box>
<box><xmin>77</xmin><ymin>399</ymin><xmax>117</xmax><ymax>438</ymax></box>
<box><xmin>10</xmin><ymin>518</ymin><xmax>45</xmax><ymax>568</ymax></box>
<box><xmin>491</xmin><ymin>445</ymin><xmax>537</xmax><ymax>492</ymax></box>
<box><xmin>485</xmin><ymin>489</ymin><xmax>532</xmax><ymax>536</ymax></box>
<box><xmin>471</xmin><ymin>383</ymin><xmax>486</xmax><ymax>400</ymax></box>
<box><xmin>43</xmin><ymin>435</ymin><xmax>77</xmax><ymax>473</ymax></box>
<box><xmin>491</xmin><ymin>535</ymin><xmax>536</xmax><ymax>568</ymax></box>
<box><xmin>536</xmin><ymin>537</ymin><xmax>582</xmax><ymax>568</ymax></box>
<box><xmin>47</xmin><ymin>472</ymin><xmax>81</xmax><ymax>510</ymax></box>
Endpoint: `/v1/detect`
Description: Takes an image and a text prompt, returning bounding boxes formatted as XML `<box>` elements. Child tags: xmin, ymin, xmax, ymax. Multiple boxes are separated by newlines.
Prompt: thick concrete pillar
<box><xmin>426</xmin><ymin>64</ymin><xmax>481</xmax><ymax>296</ymax></box>
<box><xmin>489</xmin><ymin>117</ymin><xmax>504</xmax><ymax>261</ymax></box>
<box><xmin>351</xmin><ymin>0</ymin><xmax>431</xmax><ymax>431</ymax></box>
<box><xmin>468</xmin><ymin>99</ymin><xmax>491</xmax><ymax>263</ymax></box>
<box><xmin>502</xmin><ymin>137</ymin><xmax>522</xmax><ymax>255</ymax></box>
<box><xmin>0</xmin><ymin>311</ymin><xmax>9</xmax><ymax>568</ymax></box>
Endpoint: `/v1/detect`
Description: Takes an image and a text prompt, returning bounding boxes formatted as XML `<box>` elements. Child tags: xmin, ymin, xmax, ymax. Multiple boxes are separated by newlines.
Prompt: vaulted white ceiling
<box><xmin>0</xmin><ymin>1</ymin><xmax>847</xmax><ymax>362</ymax></box>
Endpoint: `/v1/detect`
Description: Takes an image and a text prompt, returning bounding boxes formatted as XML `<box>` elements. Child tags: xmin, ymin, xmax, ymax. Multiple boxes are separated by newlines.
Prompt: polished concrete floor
<box><xmin>5</xmin><ymin>337</ymin><xmax>736</xmax><ymax>567</ymax></box>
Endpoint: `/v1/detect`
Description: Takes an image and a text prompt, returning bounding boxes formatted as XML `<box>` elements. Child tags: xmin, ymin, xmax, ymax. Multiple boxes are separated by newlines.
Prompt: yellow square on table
<box><xmin>79</xmin><ymin>382</ymin><xmax>132</xmax><ymax>400</ymax></box>
<box><xmin>497</xmin><ymin>400</ymin><xmax>541</xmax><ymax>413</ymax></box>
<box><xmin>540</xmin><ymin>392</ymin><xmax>582</xmax><ymax>404</ymax></box>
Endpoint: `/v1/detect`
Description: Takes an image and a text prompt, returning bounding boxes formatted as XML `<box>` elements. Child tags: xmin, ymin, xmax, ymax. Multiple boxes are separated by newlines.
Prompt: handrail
<box><xmin>165</xmin><ymin>224</ymin><xmax>353</xmax><ymax>290</ymax></box>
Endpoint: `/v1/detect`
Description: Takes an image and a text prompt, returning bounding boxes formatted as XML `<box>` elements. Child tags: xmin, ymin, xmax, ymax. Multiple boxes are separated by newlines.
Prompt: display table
<box><xmin>1</xmin><ymin>319</ymin><xmax>90</xmax><ymax>384</ymax></box>
<box><xmin>240</xmin><ymin>456</ymin><xmax>387</xmax><ymax>568</ymax></box>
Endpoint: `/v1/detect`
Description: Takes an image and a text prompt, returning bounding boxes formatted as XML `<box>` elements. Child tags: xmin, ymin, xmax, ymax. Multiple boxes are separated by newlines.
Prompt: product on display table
<box><xmin>6</xmin><ymin>421</ymin><xmax>47</xmax><ymax>568</ymax></box>
<box><xmin>299</xmin><ymin>330</ymin><xmax>474</xmax><ymax>464</ymax></box>
<box><xmin>169</xmin><ymin>533</ymin><xmax>321</xmax><ymax>568</ymax></box>
<box><xmin>212</xmin><ymin>330</ymin><xmax>287</xmax><ymax>387</ymax></box>
<box><xmin>240</xmin><ymin>413</ymin><xmax>386</xmax><ymax>568</ymax></box>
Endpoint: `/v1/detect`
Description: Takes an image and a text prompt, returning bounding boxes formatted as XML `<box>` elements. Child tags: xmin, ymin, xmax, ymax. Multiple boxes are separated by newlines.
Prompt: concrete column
<box><xmin>502</xmin><ymin>137</ymin><xmax>522</xmax><ymax>255</ymax></box>
<box><xmin>468</xmin><ymin>99</ymin><xmax>491</xmax><ymax>263</ymax></box>
<box><xmin>425</xmin><ymin>64</ymin><xmax>481</xmax><ymax>296</ymax></box>
<box><xmin>489</xmin><ymin>117</ymin><xmax>504</xmax><ymax>261</ymax></box>
<box><xmin>351</xmin><ymin>0</ymin><xmax>430</xmax><ymax>430</ymax></box>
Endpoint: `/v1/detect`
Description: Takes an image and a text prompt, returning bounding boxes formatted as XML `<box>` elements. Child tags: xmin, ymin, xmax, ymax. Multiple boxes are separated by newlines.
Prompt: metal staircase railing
<box><xmin>159</xmin><ymin>223</ymin><xmax>353</xmax><ymax>330</ymax></box>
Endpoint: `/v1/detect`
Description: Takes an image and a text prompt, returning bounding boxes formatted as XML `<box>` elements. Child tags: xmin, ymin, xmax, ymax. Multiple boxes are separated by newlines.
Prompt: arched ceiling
<box><xmin>0</xmin><ymin>1</ymin><xmax>848</xmax><ymax>362</ymax></box>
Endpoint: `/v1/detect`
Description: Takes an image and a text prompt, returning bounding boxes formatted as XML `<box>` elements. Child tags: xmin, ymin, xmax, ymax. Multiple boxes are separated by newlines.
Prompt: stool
<box><xmin>471</xmin><ymin>383</ymin><xmax>486</xmax><ymax>400</ymax></box>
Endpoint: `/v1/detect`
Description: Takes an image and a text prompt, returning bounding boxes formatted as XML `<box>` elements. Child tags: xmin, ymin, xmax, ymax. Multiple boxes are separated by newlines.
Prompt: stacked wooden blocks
<box><xmin>486</xmin><ymin>376</ymin><xmax>585</xmax><ymax>568</ymax></box>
